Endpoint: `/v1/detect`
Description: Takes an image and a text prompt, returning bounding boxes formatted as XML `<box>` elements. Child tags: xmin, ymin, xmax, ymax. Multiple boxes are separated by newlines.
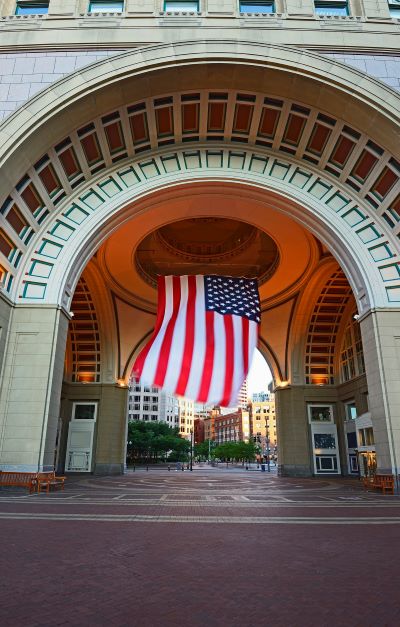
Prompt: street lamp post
<box><xmin>265</xmin><ymin>419</ymin><xmax>271</xmax><ymax>472</ymax></box>
<box><xmin>190</xmin><ymin>429</ymin><xmax>194</xmax><ymax>471</ymax></box>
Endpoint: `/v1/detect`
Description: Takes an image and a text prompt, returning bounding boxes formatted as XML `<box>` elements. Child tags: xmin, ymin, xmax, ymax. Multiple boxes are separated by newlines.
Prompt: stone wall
<box><xmin>0</xmin><ymin>49</ymin><xmax>123</xmax><ymax>122</ymax></box>
<box><xmin>323</xmin><ymin>53</ymin><xmax>400</xmax><ymax>92</ymax></box>
<box><xmin>1</xmin><ymin>49</ymin><xmax>400</xmax><ymax>123</ymax></box>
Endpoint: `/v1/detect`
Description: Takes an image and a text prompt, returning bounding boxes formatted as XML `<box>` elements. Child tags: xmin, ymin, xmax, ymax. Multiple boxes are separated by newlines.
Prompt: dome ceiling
<box><xmin>135</xmin><ymin>218</ymin><xmax>279</xmax><ymax>287</ymax></box>
<box><xmin>95</xmin><ymin>184</ymin><xmax>321</xmax><ymax>311</ymax></box>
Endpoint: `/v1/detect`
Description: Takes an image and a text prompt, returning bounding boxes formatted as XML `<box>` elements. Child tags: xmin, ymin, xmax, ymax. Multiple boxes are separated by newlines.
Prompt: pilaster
<box><xmin>93</xmin><ymin>384</ymin><xmax>128</xmax><ymax>475</ymax></box>
<box><xmin>359</xmin><ymin>309</ymin><xmax>400</xmax><ymax>477</ymax></box>
<box><xmin>0</xmin><ymin>305</ymin><xmax>69</xmax><ymax>471</ymax></box>
<box><xmin>275</xmin><ymin>385</ymin><xmax>313</xmax><ymax>477</ymax></box>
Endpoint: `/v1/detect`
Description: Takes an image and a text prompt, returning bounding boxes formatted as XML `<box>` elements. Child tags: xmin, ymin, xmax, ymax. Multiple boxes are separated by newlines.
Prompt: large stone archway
<box><xmin>0</xmin><ymin>41</ymin><xmax>399</xmax><ymax>479</ymax></box>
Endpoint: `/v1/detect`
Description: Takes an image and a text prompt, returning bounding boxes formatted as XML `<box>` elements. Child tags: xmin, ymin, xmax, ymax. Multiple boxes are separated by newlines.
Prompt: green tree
<box><xmin>194</xmin><ymin>440</ymin><xmax>215</xmax><ymax>460</ymax></box>
<box><xmin>127</xmin><ymin>421</ymin><xmax>190</xmax><ymax>463</ymax></box>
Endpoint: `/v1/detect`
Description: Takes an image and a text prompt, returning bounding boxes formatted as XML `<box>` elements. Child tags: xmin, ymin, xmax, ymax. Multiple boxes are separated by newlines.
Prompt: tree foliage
<box><xmin>127</xmin><ymin>421</ymin><xmax>190</xmax><ymax>463</ymax></box>
<box><xmin>213</xmin><ymin>441</ymin><xmax>257</xmax><ymax>462</ymax></box>
<box><xmin>194</xmin><ymin>440</ymin><xmax>214</xmax><ymax>460</ymax></box>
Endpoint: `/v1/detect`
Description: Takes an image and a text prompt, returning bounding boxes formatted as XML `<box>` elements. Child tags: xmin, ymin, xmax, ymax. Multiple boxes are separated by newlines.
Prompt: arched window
<box><xmin>340</xmin><ymin>315</ymin><xmax>365</xmax><ymax>382</ymax></box>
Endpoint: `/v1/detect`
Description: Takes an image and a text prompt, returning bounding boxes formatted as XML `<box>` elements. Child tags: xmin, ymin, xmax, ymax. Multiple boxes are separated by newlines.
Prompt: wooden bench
<box><xmin>36</xmin><ymin>471</ymin><xmax>66</xmax><ymax>494</ymax></box>
<box><xmin>0</xmin><ymin>471</ymin><xmax>38</xmax><ymax>493</ymax></box>
<box><xmin>363</xmin><ymin>474</ymin><xmax>394</xmax><ymax>495</ymax></box>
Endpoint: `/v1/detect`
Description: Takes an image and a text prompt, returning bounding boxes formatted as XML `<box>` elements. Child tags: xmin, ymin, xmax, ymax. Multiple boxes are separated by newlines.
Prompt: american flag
<box><xmin>133</xmin><ymin>275</ymin><xmax>260</xmax><ymax>406</ymax></box>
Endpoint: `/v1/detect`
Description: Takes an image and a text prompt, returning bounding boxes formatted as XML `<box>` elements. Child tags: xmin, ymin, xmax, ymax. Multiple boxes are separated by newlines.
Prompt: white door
<box><xmin>65</xmin><ymin>402</ymin><xmax>97</xmax><ymax>472</ymax></box>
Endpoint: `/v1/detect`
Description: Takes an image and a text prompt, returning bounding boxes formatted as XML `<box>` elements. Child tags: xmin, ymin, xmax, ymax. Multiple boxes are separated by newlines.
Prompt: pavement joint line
<box><xmin>1</xmin><ymin>499</ymin><xmax>399</xmax><ymax>507</ymax></box>
<box><xmin>1</xmin><ymin>512</ymin><xmax>400</xmax><ymax>524</ymax></box>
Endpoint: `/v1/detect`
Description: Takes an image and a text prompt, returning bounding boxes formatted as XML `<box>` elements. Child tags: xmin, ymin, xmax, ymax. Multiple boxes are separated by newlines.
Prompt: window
<box><xmin>314</xmin><ymin>1</ymin><xmax>348</xmax><ymax>15</ymax></box>
<box><xmin>314</xmin><ymin>433</ymin><xmax>336</xmax><ymax>449</ymax></box>
<box><xmin>73</xmin><ymin>403</ymin><xmax>97</xmax><ymax>420</ymax></box>
<box><xmin>239</xmin><ymin>0</ymin><xmax>274</xmax><ymax>12</ymax></box>
<box><xmin>89</xmin><ymin>1</ymin><xmax>124</xmax><ymax>11</ymax></box>
<box><xmin>340</xmin><ymin>315</ymin><xmax>365</xmax><ymax>382</ymax></box>
<box><xmin>315</xmin><ymin>455</ymin><xmax>338</xmax><ymax>472</ymax></box>
<box><xmin>164</xmin><ymin>0</ymin><xmax>199</xmax><ymax>10</ymax></box>
<box><xmin>308</xmin><ymin>405</ymin><xmax>333</xmax><ymax>423</ymax></box>
<box><xmin>15</xmin><ymin>1</ymin><xmax>49</xmax><ymax>14</ymax></box>
<box><xmin>345</xmin><ymin>402</ymin><xmax>357</xmax><ymax>420</ymax></box>
<box><xmin>389</xmin><ymin>1</ymin><xmax>400</xmax><ymax>17</ymax></box>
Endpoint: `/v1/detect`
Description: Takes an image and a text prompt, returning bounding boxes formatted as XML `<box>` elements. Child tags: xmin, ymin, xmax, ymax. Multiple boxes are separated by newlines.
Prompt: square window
<box><xmin>164</xmin><ymin>0</ymin><xmax>199</xmax><ymax>10</ymax></box>
<box><xmin>314</xmin><ymin>1</ymin><xmax>348</xmax><ymax>16</ymax></box>
<box><xmin>89</xmin><ymin>1</ymin><xmax>124</xmax><ymax>12</ymax></box>
<box><xmin>15</xmin><ymin>2</ymin><xmax>49</xmax><ymax>15</ymax></box>
<box><xmin>239</xmin><ymin>1</ymin><xmax>274</xmax><ymax>12</ymax></box>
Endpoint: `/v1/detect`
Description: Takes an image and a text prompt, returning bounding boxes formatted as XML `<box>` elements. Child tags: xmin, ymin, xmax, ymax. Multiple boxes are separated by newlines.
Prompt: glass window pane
<box><xmin>315</xmin><ymin>2</ymin><xmax>348</xmax><ymax>16</ymax></box>
<box><xmin>89</xmin><ymin>1</ymin><xmax>124</xmax><ymax>11</ymax></box>
<box><xmin>74</xmin><ymin>404</ymin><xmax>96</xmax><ymax>420</ymax></box>
<box><xmin>314</xmin><ymin>433</ymin><xmax>336</xmax><ymax>449</ymax></box>
<box><xmin>16</xmin><ymin>2</ymin><xmax>49</xmax><ymax>14</ymax></box>
<box><xmin>165</xmin><ymin>0</ymin><xmax>199</xmax><ymax>9</ymax></box>
<box><xmin>310</xmin><ymin>406</ymin><xmax>332</xmax><ymax>422</ymax></box>
<box><xmin>389</xmin><ymin>8</ymin><xmax>400</xmax><ymax>17</ymax></box>
<box><xmin>240</xmin><ymin>1</ymin><xmax>274</xmax><ymax>12</ymax></box>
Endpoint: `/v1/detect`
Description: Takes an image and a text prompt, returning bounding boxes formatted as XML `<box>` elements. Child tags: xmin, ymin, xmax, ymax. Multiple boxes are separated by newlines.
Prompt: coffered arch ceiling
<box><xmin>0</xmin><ymin>41</ymin><xmax>399</xmax><ymax>317</ymax></box>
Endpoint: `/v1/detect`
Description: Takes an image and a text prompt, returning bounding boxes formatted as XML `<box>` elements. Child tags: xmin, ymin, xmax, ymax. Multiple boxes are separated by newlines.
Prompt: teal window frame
<box><xmin>388</xmin><ymin>1</ymin><xmax>400</xmax><ymax>17</ymax></box>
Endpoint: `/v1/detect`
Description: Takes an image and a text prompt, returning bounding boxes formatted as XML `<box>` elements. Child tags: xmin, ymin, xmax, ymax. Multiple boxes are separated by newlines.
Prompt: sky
<box><xmin>247</xmin><ymin>348</ymin><xmax>272</xmax><ymax>397</ymax></box>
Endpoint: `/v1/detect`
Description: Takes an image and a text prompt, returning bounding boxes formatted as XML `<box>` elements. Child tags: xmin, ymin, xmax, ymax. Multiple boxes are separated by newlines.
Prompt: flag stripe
<box><xmin>228</xmin><ymin>315</ymin><xmax>244</xmax><ymax>407</ymax></box>
<box><xmin>221</xmin><ymin>315</ymin><xmax>234</xmax><ymax>406</ymax></box>
<box><xmin>206</xmin><ymin>313</ymin><xmax>226</xmax><ymax>405</ymax></box>
<box><xmin>162</xmin><ymin>276</ymin><xmax>189</xmax><ymax>394</ymax></box>
<box><xmin>197</xmin><ymin>310</ymin><xmax>215</xmax><ymax>403</ymax></box>
<box><xmin>175</xmin><ymin>275</ymin><xmax>197</xmax><ymax>397</ymax></box>
<box><xmin>184</xmin><ymin>276</ymin><xmax>206</xmax><ymax>400</ymax></box>
<box><xmin>140</xmin><ymin>276</ymin><xmax>173</xmax><ymax>385</ymax></box>
<box><xmin>242</xmin><ymin>316</ymin><xmax>250</xmax><ymax>376</ymax></box>
<box><xmin>249</xmin><ymin>320</ymin><xmax>258</xmax><ymax>367</ymax></box>
<box><xmin>153</xmin><ymin>276</ymin><xmax>181</xmax><ymax>388</ymax></box>
<box><xmin>133</xmin><ymin>275</ymin><xmax>166</xmax><ymax>380</ymax></box>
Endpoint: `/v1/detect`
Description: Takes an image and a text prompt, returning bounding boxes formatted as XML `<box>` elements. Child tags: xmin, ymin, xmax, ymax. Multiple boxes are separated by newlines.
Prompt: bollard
<box><xmin>146</xmin><ymin>465</ymin><xmax>149</xmax><ymax>471</ymax></box>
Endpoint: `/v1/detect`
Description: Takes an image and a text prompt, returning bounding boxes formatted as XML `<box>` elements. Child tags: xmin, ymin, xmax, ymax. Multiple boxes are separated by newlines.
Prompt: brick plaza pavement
<box><xmin>1</xmin><ymin>467</ymin><xmax>400</xmax><ymax>627</ymax></box>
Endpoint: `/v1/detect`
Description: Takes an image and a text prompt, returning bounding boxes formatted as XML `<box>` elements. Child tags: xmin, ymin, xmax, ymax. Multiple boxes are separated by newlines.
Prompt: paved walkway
<box><xmin>1</xmin><ymin>467</ymin><xmax>399</xmax><ymax>626</ymax></box>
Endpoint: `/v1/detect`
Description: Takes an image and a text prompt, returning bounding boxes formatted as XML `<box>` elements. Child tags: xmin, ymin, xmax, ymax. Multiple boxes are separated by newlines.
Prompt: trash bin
<box><xmin>261</xmin><ymin>464</ymin><xmax>266</xmax><ymax>472</ymax></box>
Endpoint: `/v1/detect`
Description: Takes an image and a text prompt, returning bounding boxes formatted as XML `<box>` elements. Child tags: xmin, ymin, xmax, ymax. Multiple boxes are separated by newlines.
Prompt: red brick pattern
<box><xmin>0</xmin><ymin>468</ymin><xmax>399</xmax><ymax>626</ymax></box>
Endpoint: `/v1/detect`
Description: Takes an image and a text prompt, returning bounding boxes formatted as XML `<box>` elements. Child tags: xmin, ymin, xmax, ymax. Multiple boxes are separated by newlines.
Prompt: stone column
<box><xmin>360</xmin><ymin>309</ymin><xmax>400</xmax><ymax>478</ymax></box>
<box><xmin>275</xmin><ymin>385</ymin><xmax>313</xmax><ymax>477</ymax></box>
<box><xmin>0</xmin><ymin>306</ymin><xmax>69</xmax><ymax>471</ymax></box>
<box><xmin>93</xmin><ymin>384</ymin><xmax>129</xmax><ymax>475</ymax></box>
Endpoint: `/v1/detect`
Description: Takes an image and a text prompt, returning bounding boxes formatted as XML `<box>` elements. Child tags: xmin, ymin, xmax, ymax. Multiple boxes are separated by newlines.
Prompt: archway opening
<box><xmin>57</xmin><ymin>181</ymin><xmax>368</xmax><ymax>479</ymax></box>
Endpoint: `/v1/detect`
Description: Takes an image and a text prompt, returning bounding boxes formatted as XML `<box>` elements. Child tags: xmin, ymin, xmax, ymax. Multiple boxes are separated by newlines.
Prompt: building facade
<box><xmin>250</xmin><ymin>396</ymin><xmax>277</xmax><ymax>453</ymax></box>
<box><xmin>128</xmin><ymin>378</ymin><xmax>179</xmax><ymax>427</ymax></box>
<box><xmin>177</xmin><ymin>398</ymin><xmax>195</xmax><ymax>437</ymax></box>
<box><xmin>214</xmin><ymin>410</ymin><xmax>251</xmax><ymax>444</ymax></box>
<box><xmin>0</xmin><ymin>1</ymin><xmax>399</xmax><ymax>482</ymax></box>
